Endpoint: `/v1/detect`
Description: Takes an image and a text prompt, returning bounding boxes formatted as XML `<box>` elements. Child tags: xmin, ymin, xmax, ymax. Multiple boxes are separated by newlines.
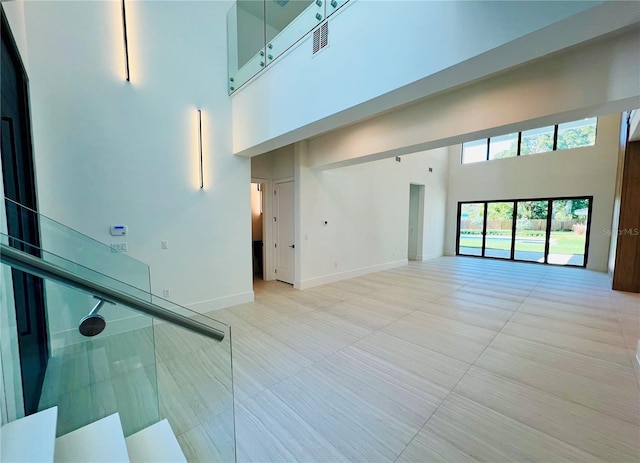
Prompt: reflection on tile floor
<box><xmin>41</xmin><ymin>257</ymin><xmax>640</xmax><ymax>462</ymax></box>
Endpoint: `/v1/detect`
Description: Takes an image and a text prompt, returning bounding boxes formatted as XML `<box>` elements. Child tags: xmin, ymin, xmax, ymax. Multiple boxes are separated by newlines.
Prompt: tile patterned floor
<box><xmin>41</xmin><ymin>256</ymin><xmax>640</xmax><ymax>462</ymax></box>
<box><xmin>208</xmin><ymin>257</ymin><xmax>639</xmax><ymax>463</ymax></box>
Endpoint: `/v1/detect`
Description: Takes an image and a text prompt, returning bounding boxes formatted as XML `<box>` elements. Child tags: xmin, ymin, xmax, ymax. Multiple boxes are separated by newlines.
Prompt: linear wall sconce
<box><xmin>198</xmin><ymin>109</ymin><xmax>204</xmax><ymax>189</ymax></box>
<box><xmin>122</xmin><ymin>0</ymin><xmax>130</xmax><ymax>81</ymax></box>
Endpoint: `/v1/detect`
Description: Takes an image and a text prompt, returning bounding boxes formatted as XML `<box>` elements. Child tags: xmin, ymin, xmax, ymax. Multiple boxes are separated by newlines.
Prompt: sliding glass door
<box><xmin>457</xmin><ymin>197</ymin><xmax>591</xmax><ymax>267</ymax></box>
<box><xmin>485</xmin><ymin>202</ymin><xmax>514</xmax><ymax>259</ymax></box>
<box><xmin>514</xmin><ymin>200</ymin><xmax>548</xmax><ymax>262</ymax></box>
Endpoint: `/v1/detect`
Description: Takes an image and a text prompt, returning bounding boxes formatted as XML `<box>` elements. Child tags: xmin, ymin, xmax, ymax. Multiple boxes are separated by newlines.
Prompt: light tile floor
<box><xmin>208</xmin><ymin>257</ymin><xmax>639</xmax><ymax>463</ymax></box>
<box><xmin>41</xmin><ymin>256</ymin><xmax>640</xmax><ymax>462</ymax></box>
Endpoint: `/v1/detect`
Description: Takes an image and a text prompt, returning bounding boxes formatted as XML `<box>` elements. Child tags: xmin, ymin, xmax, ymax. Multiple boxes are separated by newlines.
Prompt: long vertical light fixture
<box><xmin>122</xmin><ymin>0</ymin><xmax>130</xmax><ymax>81</ymax></box>
<box><xmin>198</xmin><ymin>109</ymin><xmax>204</xmax><ymax>189</ymax></box>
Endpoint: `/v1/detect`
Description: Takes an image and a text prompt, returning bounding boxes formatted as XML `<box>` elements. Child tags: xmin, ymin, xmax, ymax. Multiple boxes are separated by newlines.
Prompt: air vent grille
<box><xmin>313</xmin><ymin>27</ymin><xmax>320</xmax><ymax>54</ymax></box>
<box><xmin>320</xmin><ymin>21</ymin><xmax>328</xmax><ymax>49</ymax></box>
<box><xmin>313</xmin><ymin>22</ymin><xmax>329</xmax><ymax>55</ymax></box>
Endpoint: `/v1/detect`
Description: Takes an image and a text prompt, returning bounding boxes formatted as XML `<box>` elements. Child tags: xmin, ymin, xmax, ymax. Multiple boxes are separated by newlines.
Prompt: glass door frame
<box><xmin>456</xmin><ymin>195</ymin><xmax>593</xmax><ymax>268</ymax></box>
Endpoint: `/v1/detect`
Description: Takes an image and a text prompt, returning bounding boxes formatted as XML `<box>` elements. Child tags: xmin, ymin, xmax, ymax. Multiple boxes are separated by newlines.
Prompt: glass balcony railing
<box><xmin>227</xmin><ymin>0</ymin><xmax>351</xmax><ymax>93</ymax></box>
<box><xmin>0</xmin><ymin>201</ymin><xmax>235</xmax><ymax>460</ymax></box>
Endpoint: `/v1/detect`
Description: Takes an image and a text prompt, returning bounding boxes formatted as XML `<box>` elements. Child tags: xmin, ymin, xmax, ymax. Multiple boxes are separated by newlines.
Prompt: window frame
<box><xmin>460</xmin><ymin>118</ymin><xmax>598</xmax><ymax>164</ymax></box>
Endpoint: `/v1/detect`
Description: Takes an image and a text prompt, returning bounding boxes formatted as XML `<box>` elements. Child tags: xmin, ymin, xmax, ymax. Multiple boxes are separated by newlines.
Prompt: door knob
<box><xmin>289</xmin><ymin>244</ymin><xmax>295</xmax><ymax>248</ymax></box>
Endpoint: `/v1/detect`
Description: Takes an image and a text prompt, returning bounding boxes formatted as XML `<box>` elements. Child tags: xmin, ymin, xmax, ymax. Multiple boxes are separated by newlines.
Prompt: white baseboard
<box><xmin>185</xmin><ymin>291</ymin><xmax>254</xmax><ymax>313</ymax></box>
<box><xmin>296</xmin><ymin>259</ymin><xmax>408</xmax><ymax>290</ymax></box>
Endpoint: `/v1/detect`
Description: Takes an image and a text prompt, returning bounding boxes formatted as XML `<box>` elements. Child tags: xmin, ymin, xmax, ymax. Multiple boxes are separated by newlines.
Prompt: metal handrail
<box><xmin>0</xmin><ymin>243</ymin><xmax>225</xmax><ymax>342</ymax></box>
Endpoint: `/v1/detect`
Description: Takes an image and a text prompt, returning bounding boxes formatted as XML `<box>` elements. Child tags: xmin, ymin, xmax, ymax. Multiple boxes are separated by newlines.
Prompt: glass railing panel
<box><xmin>0</xmin><ymin>253</ymin><xmax>235</xmax><ymax>459</ymax></box>
<box><xmin>4</xmin><ymin>199</ymin><xmax>150</xmax><ymax>296</ymax></box>
<box><xmin>266</xmin><ymin>0</ymin><xmax>321</xmax><ymax>62</ymax></box>
<box><xmin>0</xmin><ymin>256</ymin><xmax>25</xmax><ymax>422</ymax></box>
<box><xmin>0</xmin><ymin>260</ymin><xmax>159</xmax><ymax>436</ymax></box>
<box><xmin>154</xmin><ymin>316</ymin><xmax>235</xmax><ymax>462</ymax></box>
<box><xmin>227</xmin><ymin>0</ymin><xmax>266</xmax><ymax>92</ymax></box>
<box><xmin>226</xmin><ymin>0</ymin><xmax>353</xmax><ymax>93</ymax></box>
<box><xmin>326</xmin><ymin>0</ymin><xmax>349</xmax><ymax>18</ymax></box>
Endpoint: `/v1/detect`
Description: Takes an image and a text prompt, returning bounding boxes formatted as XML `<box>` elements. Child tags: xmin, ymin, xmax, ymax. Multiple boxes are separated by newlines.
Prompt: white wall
<box><xmin>231</xmin><ymin>0</ymin><xmax>639</xmax><ymax>157</ymax></box>
<box><xmin>296</xmin><ymin>145</ymin><xmax>448</xmax><ymax>289</ymax></box>
<box><xmin>445</xmin><ymin>113</ymin><xmax>621</xmax><ymax>272</ymax></box>
<box><xmin>10</xmin><ymin>1</ymin><xmax>252</xmax><ymax>318</ymax></box>
<box><xmin>251</xmin><ymin>145</ymin><xmax>294</xmax><ymax>180</ymax></box>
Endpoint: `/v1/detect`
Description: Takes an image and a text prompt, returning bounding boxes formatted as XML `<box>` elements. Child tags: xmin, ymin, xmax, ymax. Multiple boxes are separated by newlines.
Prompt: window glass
<box><xmin>458</xmin><ymin>203</ymin><xmax>484</xmax><ymax>256</ymax></box>
<box><xmin>520</xmin><ymin>126</ymin><xmax>554</xmax><ymax>155</ymax></box>
<box><xmin>557</xmin><ymin>118</ymin><xmax>597</xmax><ymax>150</ymax></box>
<box><xmin>489</xmin><ymin>133</ymin><xmax>518</xmax><ymax>160</ymax></box>
<box><xmin>485</xmin><ymin>202</ymin><xmax>514</xmax><ymax>258</ymax></box>
<box><xmin>462</xmin><ymin>139</ymin><xmax>487</xmax><ymax>164</ymax></box>
<box><xmin>514</xmin><ymin>200</ymin><xmax>548</xmax><ymax>262</ymax></box>
<box><xmin>548</xmin><ymin>198</ymin><xmax>589</xmax><ymax>266</ymax></box>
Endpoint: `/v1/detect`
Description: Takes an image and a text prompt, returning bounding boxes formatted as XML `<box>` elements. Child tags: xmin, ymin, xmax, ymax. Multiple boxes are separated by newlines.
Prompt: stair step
<box><xmin>125</xmin><ymin>419</ymin><xmax>186</xmax><ymax>463</ymax></box>
<box><xmin>1</xmin><ymin>406</ymin><xmax>58</xmax><ymax>463</ymax></box>
<box><xmin>54</xmin><ymin>413</ymin><xmax>129</xmax><ymax>463</ymax></box>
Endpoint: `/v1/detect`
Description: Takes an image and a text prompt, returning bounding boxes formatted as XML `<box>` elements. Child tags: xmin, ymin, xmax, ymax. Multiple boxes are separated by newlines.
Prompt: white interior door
<box><xmin>275</xmin><ymin>181</ymin><xmax>295</xmax><ymax>284</ymax></box>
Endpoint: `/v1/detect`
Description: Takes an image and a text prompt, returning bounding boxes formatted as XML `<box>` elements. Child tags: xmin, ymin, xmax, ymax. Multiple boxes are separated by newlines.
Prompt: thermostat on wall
<box><xmin>110</xmin><ymin>225</ymin><xmax>128</xmax><ymax>236</ymax></box>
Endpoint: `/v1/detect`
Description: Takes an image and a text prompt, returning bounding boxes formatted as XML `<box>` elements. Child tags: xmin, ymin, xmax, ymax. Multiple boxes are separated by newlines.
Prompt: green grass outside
<box><xmin>460</xmin><ymin>231</ymin><xmax>586</xmax><ymax>254</ymax></box>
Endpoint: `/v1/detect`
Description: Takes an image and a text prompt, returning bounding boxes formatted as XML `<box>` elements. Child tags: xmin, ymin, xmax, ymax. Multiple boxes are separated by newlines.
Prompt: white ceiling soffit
<box><xmin>234</xmin><ymin>1</ymin><xmax>640</xmax><ymax>158</ymax></box>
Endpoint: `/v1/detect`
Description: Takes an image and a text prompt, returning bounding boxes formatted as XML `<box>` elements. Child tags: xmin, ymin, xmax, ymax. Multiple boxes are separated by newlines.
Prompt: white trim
<box><xmin>295</xmin><ymin>259</ymin><xmax>408</xmax><ymax>289</ymax></box>
<box><xmin>186</xmin><ymin>290</ymin><xmax>254</xmax><ymax>313</ymax></box>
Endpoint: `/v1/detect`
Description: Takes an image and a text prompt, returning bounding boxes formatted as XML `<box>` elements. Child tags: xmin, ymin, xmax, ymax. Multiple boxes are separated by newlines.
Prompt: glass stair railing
<box><xmin>0</xmin><ymin>201</ymin><xmax>236</xmax><ymax>461</ymax></box>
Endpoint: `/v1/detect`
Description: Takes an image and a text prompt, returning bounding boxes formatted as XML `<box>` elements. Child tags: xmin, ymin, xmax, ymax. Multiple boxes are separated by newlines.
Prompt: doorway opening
<box><xmin>408</xmin><ymin>184</ymin><xmax>425</xmax><ymax>261</ymax></box>
<box><xmin>251</xmin><ymin>181</ymin><xmax>265</xmax><ymax>281</ymax></box>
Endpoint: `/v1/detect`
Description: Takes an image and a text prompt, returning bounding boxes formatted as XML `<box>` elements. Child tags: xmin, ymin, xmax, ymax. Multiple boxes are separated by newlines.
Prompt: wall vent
<box><xmin>313</xmin><ymin>22</ymin><xmax>329</xmax><ymax>54</ymax></box>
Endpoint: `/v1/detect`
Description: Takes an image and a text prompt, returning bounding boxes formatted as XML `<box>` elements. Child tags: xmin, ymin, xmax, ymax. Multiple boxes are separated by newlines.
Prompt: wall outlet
<box><xmin>162</xmin><ymin>289</ymin><xmax>170</xmax><ymax>298</ymax></box>
<box><xmin>161</xmin><ymin>240</ymin><xmax>169</xmax><ymax>250</ymax></box>
<box><xmin>111</xmin><ymin>243</ymin><xmax>128</xmax><ymax>252</ymax></box>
